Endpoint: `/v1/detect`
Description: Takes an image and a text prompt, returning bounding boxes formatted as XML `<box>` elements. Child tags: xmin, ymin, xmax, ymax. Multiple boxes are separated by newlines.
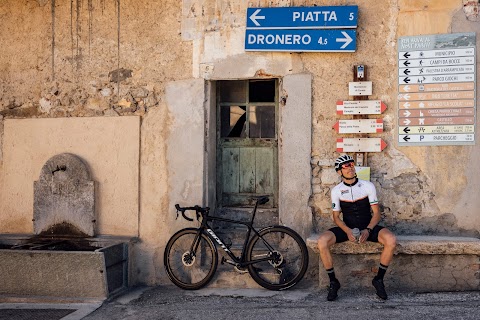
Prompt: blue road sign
<box><xmin>246</xmin><ymin>6</ymin><xmax>358</xmax><ymax>29</ymax></box>
<box><xmin>245</xmin><ymin>29</ymin><xmax>356</xmax><ymax>52</ymax></box>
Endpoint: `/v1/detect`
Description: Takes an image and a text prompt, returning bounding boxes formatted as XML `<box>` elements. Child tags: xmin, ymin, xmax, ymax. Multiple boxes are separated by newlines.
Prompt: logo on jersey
<box><xmin>332</xmin><ymin>203</ymin><xmax>336</xmax><ymax>209</ymax></box>
<box><xmin>341</xmin><ymin>189</ymin><xmax>349</xmax><ymax>195</ymax></box>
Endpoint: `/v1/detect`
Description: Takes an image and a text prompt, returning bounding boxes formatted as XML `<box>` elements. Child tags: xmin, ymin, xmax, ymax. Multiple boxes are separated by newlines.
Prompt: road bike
<box><xmin>164</xmin><ymin>196</ymin><xmax>309</xmax><ymax>290</ymax></box>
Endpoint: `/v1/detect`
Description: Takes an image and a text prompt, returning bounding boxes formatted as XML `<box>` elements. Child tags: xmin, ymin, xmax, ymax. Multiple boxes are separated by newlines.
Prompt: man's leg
<box><xmin>372</xmin><ymin>228</ymin><xmax>396</xmax><ymax>300</ymax></box>
<box><xmin>318</xmin><ymin>229</ymin><xmax>342</xmax><ymax>301</ymax></box>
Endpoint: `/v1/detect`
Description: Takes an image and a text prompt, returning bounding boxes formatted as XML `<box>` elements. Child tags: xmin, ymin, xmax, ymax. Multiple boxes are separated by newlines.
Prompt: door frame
<box><xmin>215</xmin><ymin>78</ymin><xmax>279</xmax><ymax>208</ymax></box>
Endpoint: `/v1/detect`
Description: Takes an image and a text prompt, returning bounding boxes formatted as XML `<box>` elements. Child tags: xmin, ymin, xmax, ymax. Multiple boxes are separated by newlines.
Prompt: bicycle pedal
<box><xmin>234</xmin><ymin>266</ymin><xmax>248</xmax><ymax>274</ymax></box>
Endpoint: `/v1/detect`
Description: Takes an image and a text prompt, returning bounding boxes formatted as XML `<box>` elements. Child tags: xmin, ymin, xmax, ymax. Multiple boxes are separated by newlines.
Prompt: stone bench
<box><xmin>306</xmin><ymin>234</ymin><xmax>480</xmax><ymax>292</ymax></box>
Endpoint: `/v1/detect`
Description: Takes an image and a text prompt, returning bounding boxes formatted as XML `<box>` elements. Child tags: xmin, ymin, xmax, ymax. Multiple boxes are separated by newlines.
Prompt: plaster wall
<box><xmin>1</xmin><ymin>117</ymin><xmax>140</xmax><ymax>235</ymax></box>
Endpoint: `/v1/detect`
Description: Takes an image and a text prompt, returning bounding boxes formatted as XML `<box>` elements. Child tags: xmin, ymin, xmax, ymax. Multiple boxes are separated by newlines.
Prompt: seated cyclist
<box><xmin>317</xmin><ymin>155</ymin><xmax>396</xmax><ymax>301</ymax></box>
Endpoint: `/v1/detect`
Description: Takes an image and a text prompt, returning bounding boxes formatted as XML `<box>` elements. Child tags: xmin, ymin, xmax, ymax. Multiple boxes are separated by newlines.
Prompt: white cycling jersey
<box><xmin>331</xmin><ymin>178</ymin><xmax>378</xmax><ymax>228</ymax></box>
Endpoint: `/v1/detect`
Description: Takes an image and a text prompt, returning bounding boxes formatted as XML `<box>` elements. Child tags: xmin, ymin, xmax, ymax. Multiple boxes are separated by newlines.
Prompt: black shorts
<box><xmin>329</xmin><ymin>225</ymin><xmax>384</xmax><ymax>243</ymax></box>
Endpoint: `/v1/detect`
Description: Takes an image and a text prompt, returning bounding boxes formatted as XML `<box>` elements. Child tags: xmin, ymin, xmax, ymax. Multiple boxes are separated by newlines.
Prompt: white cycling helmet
<box><xmin>334</xmin><ymin>155</ymin><xmax>354</xmax><ymax>171</ymax></box>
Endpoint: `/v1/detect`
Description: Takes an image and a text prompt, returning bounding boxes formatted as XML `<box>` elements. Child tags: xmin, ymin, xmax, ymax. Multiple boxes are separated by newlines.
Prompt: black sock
<box><xmin>326</xmin><ymin>268</ymin><xmax>337</xmax><ymax>282</ymax></box>
<box><xmin>375</xmin><ymin>263</ymin><xmax>388</xmax><ymax>280</ymax></box>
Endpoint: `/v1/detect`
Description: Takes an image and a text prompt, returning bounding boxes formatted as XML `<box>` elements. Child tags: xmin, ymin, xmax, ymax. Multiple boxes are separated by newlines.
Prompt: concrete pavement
<box><xmin>1</xmin><ymin>285</ymin><xmax>479</xmax><ymax>319</ymax></box>
<box><xmin>79</xmin><ymin>285</ymin><xmax>480</xmax><ymax>320</ymax></box>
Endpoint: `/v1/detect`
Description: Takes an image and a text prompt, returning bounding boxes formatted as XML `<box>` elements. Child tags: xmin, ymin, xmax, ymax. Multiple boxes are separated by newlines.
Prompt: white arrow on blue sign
<box><xmin>246</xmin><ymin>6</ymin><xmax>358</xmax><ymax>29</ymax></box>
<box><xmin>245</xmin><ymin>29</ymin><xmax>356</xmax><ymax>52</ymax></box>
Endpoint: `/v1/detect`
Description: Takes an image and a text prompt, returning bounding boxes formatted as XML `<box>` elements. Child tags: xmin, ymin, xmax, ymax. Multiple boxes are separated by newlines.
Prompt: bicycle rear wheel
<box><xmin>246</xmin><ymin>226</ymin><xmax>308</xmax><ymax>290</ymax></box>
<box><xmin>164</xmin><ymin>228</ymin><xmax>218</xmax><ymax>290</ymax></box>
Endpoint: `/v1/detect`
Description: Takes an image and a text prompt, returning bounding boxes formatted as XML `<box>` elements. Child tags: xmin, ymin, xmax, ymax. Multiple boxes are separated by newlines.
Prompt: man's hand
<box><xmin>346</xmin><ymin>228</ymin><xmax>356</xmax><ymax>242</ymax></box>
<box><xmin>359</xmin><ymin>229</ymin><xmax>369</xmax><ymax>243</ymax></box>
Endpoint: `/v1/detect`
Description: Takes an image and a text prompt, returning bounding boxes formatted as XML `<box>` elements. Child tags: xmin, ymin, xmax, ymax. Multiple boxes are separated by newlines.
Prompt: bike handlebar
<box><xmin>175</xmin><ymin>204</ymin><xmax>209</xmax><ymax>222</ymax></box>
<box><xmin>175</xmin><ymin>196</ymin><xmax>268</xmax><ymax>222</ymax></box>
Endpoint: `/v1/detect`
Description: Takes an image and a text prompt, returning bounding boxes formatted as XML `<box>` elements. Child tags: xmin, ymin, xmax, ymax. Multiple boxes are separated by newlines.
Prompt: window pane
<box><xmin>249</xmin><ymin>105</ymin><xmax>275</xmax><ymax>138</ymax></box>
<box><xmin>221</xmin><ymin>106</ymin><xmax>247</xmax><ymax>138</ymax></box>
<box><xmin>219</xmin><ymin>81</ymin><xmax>246</xmax><ymax>103</ymax></box>
<box><xmin>249</xmin><ymin>80</ymin><xmax>275</xmax><ymax>102</ymax></box>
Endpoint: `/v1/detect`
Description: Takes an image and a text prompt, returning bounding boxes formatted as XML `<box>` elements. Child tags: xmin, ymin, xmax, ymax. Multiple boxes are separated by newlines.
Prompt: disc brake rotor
<box><xmin>269</xmin><ymin>250</ymin><xmax>284</xmax><ymax>268</ymax></box>
<box><xmin>182</xmin><ymin>251</ymin><xmax>195</xmax><ymax>267</ymax></box>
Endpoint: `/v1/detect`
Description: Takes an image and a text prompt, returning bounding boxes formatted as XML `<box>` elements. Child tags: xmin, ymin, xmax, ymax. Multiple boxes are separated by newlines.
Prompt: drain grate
<box><xmin>0</xmin><ymin>309</ymin><xmax>76</xmax><ymax>320</ymax></box>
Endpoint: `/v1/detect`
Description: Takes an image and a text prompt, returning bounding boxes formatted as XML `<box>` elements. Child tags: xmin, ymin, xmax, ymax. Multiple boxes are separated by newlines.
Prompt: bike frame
<box><xmin>189</xmin><ymin>206</ymin><xmax>276</xmax><ymax>267</ymax></box>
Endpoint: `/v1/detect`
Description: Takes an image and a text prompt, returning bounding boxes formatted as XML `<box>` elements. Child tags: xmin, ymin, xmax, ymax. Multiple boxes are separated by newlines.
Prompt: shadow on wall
<box><xmin>386</xmin><ymin>212</ymin><xmax>480</xmax><ymax>237</ymax></box>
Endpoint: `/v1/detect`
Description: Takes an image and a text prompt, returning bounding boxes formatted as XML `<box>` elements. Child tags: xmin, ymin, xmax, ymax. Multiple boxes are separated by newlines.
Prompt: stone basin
<box><xmin>0</xmin><ymin>234</ymin><xmax>132</xmax><ymax>300</ymax></box>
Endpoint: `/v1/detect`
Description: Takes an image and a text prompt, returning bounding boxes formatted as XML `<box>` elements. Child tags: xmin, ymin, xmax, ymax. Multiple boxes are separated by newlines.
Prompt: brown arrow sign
<box><xmin>399</xmin><ymin>99</ymin><xmax>474</xmax><ymax>109</ymax></box>
<box><xmin>399</xmin><ymin>82</ymin><xmax>474</xmax><ymax>93</ymax></box>
<box><xmin>400</xmin><ymin>108</ymin><xmax>474</xmax><ymax>118</ymax></box>
<box><xmin>398</xmin><ymin>91</ymin><xmax>475</xmax><ymax>101</ymax></box>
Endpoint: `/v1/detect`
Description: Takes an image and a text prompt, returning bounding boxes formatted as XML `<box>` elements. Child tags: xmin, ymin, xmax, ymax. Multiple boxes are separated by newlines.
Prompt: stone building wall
<box><xmin>0</xmin><ymin>0</ymin><xmax>479</xmax><ymax>286</ymax></box>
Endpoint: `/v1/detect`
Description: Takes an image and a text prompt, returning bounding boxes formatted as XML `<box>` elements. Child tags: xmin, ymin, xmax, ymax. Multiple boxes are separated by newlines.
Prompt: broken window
<box><xmin>219</xmin><ymin>79</ymin><xmax>277</xmax><ymax>139</ymax></box>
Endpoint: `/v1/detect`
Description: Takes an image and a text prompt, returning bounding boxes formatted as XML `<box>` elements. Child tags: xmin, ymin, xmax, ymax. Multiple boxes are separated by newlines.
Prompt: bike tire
<box><xmin>164</xmin><ymin>228</ymin><xmax>218</xmax><ymax>290</ymax></box>
<box><xmin>246</xmin><ymin>226</ymin><xmax>308</xmax><ymax>290</ymax></box>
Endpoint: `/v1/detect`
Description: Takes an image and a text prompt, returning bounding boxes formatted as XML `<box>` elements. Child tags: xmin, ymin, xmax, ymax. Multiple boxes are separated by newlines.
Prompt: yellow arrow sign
<box><xmin>399</xmin><ymin>125</ymin><xmax>474</xmax><ymax>134</ymax></box>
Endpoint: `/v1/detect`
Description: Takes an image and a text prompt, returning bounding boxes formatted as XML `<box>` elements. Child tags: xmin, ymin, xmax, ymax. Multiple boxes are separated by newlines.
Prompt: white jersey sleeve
<box><xmin>365</xmin><ymin>180</ymin><xmax>379</xmax><ymax>205</ymax></box>
<box><xmin>331</xmin><ymin>185</ymin><xmax>341</xmax><ymax>212</ymax></box>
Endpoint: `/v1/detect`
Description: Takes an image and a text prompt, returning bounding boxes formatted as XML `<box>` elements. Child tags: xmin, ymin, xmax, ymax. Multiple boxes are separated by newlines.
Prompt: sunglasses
<box><xmin>341</xmin><ymin>162</ymin><xmax>355</xmax><ymax>169</ymax></box>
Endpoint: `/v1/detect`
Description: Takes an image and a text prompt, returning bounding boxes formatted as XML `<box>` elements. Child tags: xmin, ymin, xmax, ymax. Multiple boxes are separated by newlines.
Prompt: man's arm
<box><xmin>332</xmin><ymin>210</ymin><xmax>356</xmax><ymax>242</ymax></box>
<box><xmin>359</xmin><ymin>204</ymin><xmax>381</xmax><ymax>243</ymax></box>
<box><xmin>368</xmin><ymin>204</ymin><xmax>381</xmax><ymax>229</ymax></box>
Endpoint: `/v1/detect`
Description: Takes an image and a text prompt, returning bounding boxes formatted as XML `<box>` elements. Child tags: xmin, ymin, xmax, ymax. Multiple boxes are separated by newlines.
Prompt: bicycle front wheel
<box><xmin>246</xmin><ymin>226</ymin><xmax>308</xmax><ymax>290</ymax></box>
<box><xmin>164</xmin><ymin>228</ymin><xmax>218</xmax><ymax>290</ymax></box>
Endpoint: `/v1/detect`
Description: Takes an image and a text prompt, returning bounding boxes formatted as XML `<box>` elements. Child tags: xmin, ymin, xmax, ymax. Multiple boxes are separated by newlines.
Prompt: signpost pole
<box><xmin>353</xmin><ymin>65</ymin><xmax>368</xmax><ymax>166</ymax></box>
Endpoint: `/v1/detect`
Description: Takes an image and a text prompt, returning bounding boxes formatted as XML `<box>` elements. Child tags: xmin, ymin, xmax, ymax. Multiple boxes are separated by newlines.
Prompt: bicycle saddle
<box><xmin>257</xmin><ymin>196</ymin><xmax>269</xmax><ymax>205</ymax></box>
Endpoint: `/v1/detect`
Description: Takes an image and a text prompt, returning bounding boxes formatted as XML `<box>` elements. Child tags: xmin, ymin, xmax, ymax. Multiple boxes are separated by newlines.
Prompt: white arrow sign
<box><xmin>333</xmin><ymin>119</ymin><xmax>383</xmax><ymax>134</ymax></box>
<box><xmin>336</xmin><ymin>100</ymin><xmax>387</xmax><ymax>114</ymax></box>
<box><xmin>336</xmin><ymin>138</ymin><xmax>387</xmax><ymax>152</ymax></box>
<box><xmin>399</xmin><ymin>65</ymin><xmax>475</xmax><ymax>76</ymax></box>
<box><xmin>336</xmin><ymin>31</ymin><xmax>353</xmax><ymax>49</ymax></box>
<box><xmin>399</xmin><ymin>134</ymin><xmax>474</xmax><ymax>143</ymax></box>
<box><xmin>249</xmin><ymin>9</ymin><xmax>265</xmax><ymax>27</ymax></box>
<box><xmin>399</xmin><ymin>73</ymin><xmax>475</xmax><ymax>84</ymax></box>
<box><xmin>399</xmin><ymin>48</ymin><xmax>475</xmax><ymax>60</ymax></box>
<box><xmin>400</xmin><ymin>56</ymin><xmax>475</xmax><ymax>68</ymax></box>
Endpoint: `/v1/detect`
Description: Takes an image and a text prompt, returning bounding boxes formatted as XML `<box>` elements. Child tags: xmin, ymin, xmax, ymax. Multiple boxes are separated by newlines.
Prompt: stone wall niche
<box><xmin>33</xmin><ymin>153</ymin><xmax>95</xmax><ymax>237</ymax></box>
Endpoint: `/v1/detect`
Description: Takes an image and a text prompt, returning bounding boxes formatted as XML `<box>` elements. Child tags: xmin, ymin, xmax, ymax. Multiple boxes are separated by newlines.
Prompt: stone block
<box><xmin>34</xmin><ymin>153</ymin><xmax>95</xmax><ymax>236</ymax></box>
<box><xmin>307</xmin><ymin>234</ymin><xmax>480</xmax><ymax>292</ymax></box>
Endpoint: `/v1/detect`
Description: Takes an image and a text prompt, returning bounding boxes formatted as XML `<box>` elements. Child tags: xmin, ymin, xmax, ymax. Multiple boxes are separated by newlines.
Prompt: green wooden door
<box><xmin>217</xmin><ymin>80</ymin><xmax>278</xmax><ymax>208</ymax></box>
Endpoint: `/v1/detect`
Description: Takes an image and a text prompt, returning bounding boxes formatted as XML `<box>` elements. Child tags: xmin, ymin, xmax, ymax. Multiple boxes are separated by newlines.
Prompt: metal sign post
<box><xmin>354</xmin><ymin>65</ymin><xmax>368</xmax><ymax>166</ymax></box>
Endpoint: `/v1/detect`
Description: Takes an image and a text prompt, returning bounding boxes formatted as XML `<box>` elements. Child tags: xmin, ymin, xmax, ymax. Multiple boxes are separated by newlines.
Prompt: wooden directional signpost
<box><xmin>336</xmin><ymin>100</ymin><xmax>387</xmax><ymax>114</ymax></box>
<box><xmin>333</xmin><ymin>119</ymin><xmax>383</xmax><ymax>134</ymax></box>
<box><xmin>398</xmin><ymin>32</ymin><xmax>476</xmax><ymax>146</ymax></box>
<box><xmin>335</xmin><ymin>65</ymin><xmax>388</xmax><ymax>164</ymax></box>
<box><xmin>336</xmin><ymin>138</ymin><xmax>387</xmax><ymax>152</ymax></box>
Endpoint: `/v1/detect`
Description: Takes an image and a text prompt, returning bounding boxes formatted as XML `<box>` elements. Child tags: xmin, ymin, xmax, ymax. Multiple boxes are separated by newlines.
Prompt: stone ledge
<box><xmin>307</xmin><ymin>234</ymin><xmax>480</xmax><ymax>255</ymax></box>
